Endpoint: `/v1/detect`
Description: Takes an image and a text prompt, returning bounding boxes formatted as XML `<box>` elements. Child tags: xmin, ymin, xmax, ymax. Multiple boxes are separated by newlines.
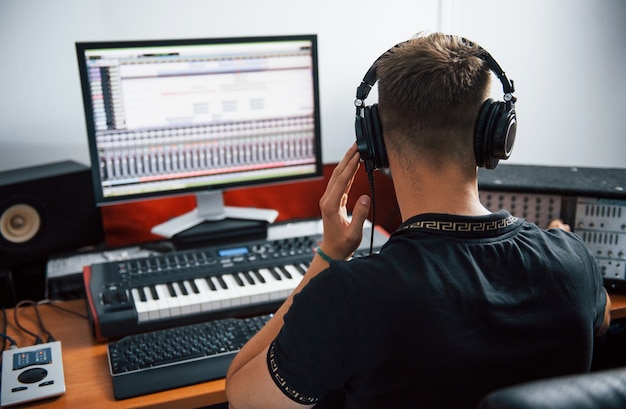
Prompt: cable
<box><xmin>1</xmin><ymin>306</ymin><xmax>14</xmax><ymax>352</ymax></box>
<box><xmin>38</xmin><ymin>299</ymin><xmax>89</xmax><ymax>321</ymax></box>
<box><xmin>367</xmin><ymin>170</ymin><xmax>376</xmax><ymax>255</ymax></box>
<box><xmin>13</xmin><ymin>300</ymin><xmax>56</xmax><ymax>345</ymax></box>
<box><xmin>0</xmin><ymin>333</ymin><xmax>18</xmax><ymax>350</ymax></box>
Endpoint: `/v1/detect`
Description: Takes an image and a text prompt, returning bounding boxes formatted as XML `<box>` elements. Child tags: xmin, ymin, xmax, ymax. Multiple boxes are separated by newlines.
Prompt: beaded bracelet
<box><xmin>315</xmin><ymin>247</ymin><xmax>336</xmax><ymax>263</ymax></box>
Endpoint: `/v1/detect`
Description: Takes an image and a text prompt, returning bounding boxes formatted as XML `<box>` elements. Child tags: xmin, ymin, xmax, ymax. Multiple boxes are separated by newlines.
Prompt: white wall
<box><xmin>0</xmin><ymin>0</ymin><xmax>624</xmax><ymax>174</ymax></box>
<box><xmin>441</xmin><ymin>0</ymin><xmax>626</xmax><ymax>169</ymax></box>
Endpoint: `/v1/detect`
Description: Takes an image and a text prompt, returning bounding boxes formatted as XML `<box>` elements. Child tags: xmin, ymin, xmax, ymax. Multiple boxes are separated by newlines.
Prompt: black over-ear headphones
<box><xmin>354</xmin><ymin>38</ymin><xmax>517</xmax><ymax>171</ymax></box>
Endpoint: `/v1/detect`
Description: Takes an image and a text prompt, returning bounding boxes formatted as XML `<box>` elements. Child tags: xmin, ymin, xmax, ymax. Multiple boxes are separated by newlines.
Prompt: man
<box><xmin>225</xmin><ymin>33</ymin><xmax>610</xmax><ymax>408</ymax></box>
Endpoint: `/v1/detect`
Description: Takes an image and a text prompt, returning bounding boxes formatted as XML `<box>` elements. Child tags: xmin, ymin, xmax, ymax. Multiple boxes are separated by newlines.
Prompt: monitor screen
<box><xmin>76</xmin><ymin>34</ymin><xmax>322</xmax><ymax>237</ymax></box>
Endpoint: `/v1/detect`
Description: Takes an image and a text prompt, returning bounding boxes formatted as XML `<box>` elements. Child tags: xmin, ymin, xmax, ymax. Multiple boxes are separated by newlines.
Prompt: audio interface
<box><xmin>1</xmin><ymin>341</ymin><xmax>65</xmax><ymax>407</ymax></box>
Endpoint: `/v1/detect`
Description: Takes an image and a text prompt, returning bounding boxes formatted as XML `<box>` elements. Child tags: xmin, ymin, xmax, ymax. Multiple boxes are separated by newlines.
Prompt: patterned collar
<box><xmin>396</xmin><ymin>211</ymin><xmax>519</xmax><ymax>234</ymax></box>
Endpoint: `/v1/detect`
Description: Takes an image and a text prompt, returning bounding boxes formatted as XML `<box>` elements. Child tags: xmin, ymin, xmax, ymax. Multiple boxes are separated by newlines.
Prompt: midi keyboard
<box><xmin>84</xmin><ymin>221</ymin><xmax>388</xmax><ymax>341</ymax></box>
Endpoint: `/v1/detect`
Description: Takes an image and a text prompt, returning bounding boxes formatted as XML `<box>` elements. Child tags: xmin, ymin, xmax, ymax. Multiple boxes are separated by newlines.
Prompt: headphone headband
<box><xmin>355</xmin><ymin>40</ymin><xmax>516</xmax><ymax>111</ymax></box>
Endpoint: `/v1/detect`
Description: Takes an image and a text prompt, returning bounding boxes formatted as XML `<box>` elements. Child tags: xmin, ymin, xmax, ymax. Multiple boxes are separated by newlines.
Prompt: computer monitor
<box><xmin>76</xmin><ymin>34</ymin><xmax>322</xmax><ymax>238</ymax></box>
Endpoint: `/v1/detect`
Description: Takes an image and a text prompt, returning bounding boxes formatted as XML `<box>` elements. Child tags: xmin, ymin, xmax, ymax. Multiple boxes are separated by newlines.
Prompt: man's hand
<box><xmin>548</xmin><ymin>218</ymin><xmax>571</xmax><ymax>232</ymax></box>
<box><xmin>317</xmin><ymin>143</ymin><xmax>371</xmax><ymax>260</ymax></box>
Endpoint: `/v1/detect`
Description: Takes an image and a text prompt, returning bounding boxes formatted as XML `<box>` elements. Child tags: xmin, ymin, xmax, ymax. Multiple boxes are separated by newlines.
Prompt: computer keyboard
<box><xmin>107</xmin><ymin>314</ymin><xmax>272</xmax><ymax>399</ymax></box>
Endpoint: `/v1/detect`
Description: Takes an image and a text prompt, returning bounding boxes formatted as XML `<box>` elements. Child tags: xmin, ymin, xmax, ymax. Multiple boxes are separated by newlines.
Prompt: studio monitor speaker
<box><xmin>0</xmin><ymin>161</ymin><xmax>104</xmax><ymax>269</ymax></box>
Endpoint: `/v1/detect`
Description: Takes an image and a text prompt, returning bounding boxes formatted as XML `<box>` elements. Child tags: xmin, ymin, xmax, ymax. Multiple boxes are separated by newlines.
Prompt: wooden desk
<box><xmin>5</xmin><ymin>292</ymin><xmax>626</xmax><ymax>409</ymax></box>
<box><xmin>2</xmin><ymin>299</ymin><xmax>227</xmax><ymax>409</ymax></box>
<box><xmin>608</xmin><ymin>292</ymin><xmax>626</xmax><ymax>320</ymax></box>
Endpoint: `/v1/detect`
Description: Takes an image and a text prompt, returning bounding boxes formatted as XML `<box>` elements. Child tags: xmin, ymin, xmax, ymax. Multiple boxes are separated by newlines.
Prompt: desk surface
<box><xmin>4</xmin><ymin>293</ymin><xmax>626</xmax><ymax>409</ymax></box>
<box><xmin>3</xmin><ymin>299</ymin><xmax>226</xmax><ymax>409</ymax></box>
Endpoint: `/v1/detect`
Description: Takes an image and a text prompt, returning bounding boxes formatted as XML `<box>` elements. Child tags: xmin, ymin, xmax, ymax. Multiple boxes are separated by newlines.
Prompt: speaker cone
<box><xmin>0</xmin><ymin>204</ymin><xmax>41</xmax><ymax>244</ymax></box>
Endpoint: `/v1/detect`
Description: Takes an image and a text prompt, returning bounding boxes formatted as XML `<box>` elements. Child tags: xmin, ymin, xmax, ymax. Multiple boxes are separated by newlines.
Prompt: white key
<box><xmin>221</xmin><ymin>274</ymin><xmax>245</xmax><ymax>307</ymax></box>
<box><xmin>193</xmin><ymin>278</ymin><xmax>221</xmax><ymax>312</ymax></box>
<box><xmin>243</xmin><ymin>271</ymin><xmax>270</xmax><ymax>304</ymax></box>
<box><xmin>231</xmin><ymin>272</ymin><xmax>263</xmax><ymax>305</ymax></box>
<box><xmin>201</xmin><ymin>276</ymin><xmax>234</xmax><ymax>310</ymax></box>
<box><xmin>143</xmin><ymin>286</ymin><xmax>161</xmax><ymax>321</ymax></box>
<box><xmin>131</xmin><ymin>288</ymin><xmax>149</xmax><ymax>322</ymax></box>
<box><xmin>182</xmin><ymin>280</ymin><xmax>202</xmax><ymax>314</ymax></box>
<box><xmin>258</xmin><ymin>267</ymin><xmax>294</xmax><ymax>301</ymax></box>
<box><xmin>172</xmin><ymin>282</ymin><xmax>192</xmax><ymax>315</ymax></box>
<box><xmin>284</xmin><ymin>264</ymin><xmax>305</xmax><ymax>279</ymax></box>
<box><xmin>252</xmin><ymin>268</ymin><xmax>279</xmax><ymax>301</ymax></box>
<box><xmin>154</xmin><ymin>284</ymin><xmax>173</xmax><ymax>318</ymax></box>
<box><xmin>165</xmin><ymin>283</ymin><xmax>183</xmax><ymax>317</ymax></box>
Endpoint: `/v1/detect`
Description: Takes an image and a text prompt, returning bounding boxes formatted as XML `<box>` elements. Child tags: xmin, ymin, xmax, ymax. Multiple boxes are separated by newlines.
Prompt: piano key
<box><xmin>142</xmin><ymin>286</ymin><xmax>161</xmax><ymax>321</ymax></box>
<box><xmin>278</xmin><ymin>266</ymin><xmax>292</xmax><ymax>279</ymax></box>
<box><xmin>178</xmin><ymin>280</ymin><xmax>189</xmax><ymax>296</ymax></box>
<box><xmin>252</xmin><ymin>270</ymin><xmax>266</xmax><ymax>283</ymax></box>
<box><xmin>258</xmin><ymin>267</ymin><xmax>296</xmax><ymax>301</ymax></box>
<box><xmin>138</xmin><ymin>286</ymin><xmax>147</xmax><ymax>302</ymax></box>
<box><xmin>189</xmin><ymin>279</ymin><xmax>200</xmax><ymax>294</ymax></box>
<box><xmin>130</xmin><ymin>262</ymin><xmax>307</xmax><ymax>324</ymax></box>
<box><xmin>232</xmin><ymin>271</ymin><xmax>267</xmax><ymax>304</ymax></box>
<box><xmin>192</xmin><ymin>278</ymin><xmax>220</xmax><ymax>312</ymax></box>
<box><xmin>283</xmin><ymin>264</ymin><xmax>303</xmax><ymax>279</ymax></box>
<box><xmin>149</xmin><ymin>285</ymin><xmax>159</xmax><ymax>300</ymax></box>
<box><xmin>154</xmin><ymin>285</ymin><xmax>175</xmax><ymax>318</ymax></box>
<box><xmin>215</xmin><ymin>275</ymin><xmax>228</xmax><ymax>290</ymax></box>
<box><xmin>172</xmin><ymin>282</ymin><xmax>192</xmax><ymax>315</ymax></box>
<box><xmin>295</xmin><ymin>263</ymin><xmax>308</xmax><ymax>275</ymax></box>
<box><xmin>205</xmin><ymin>276</ymin><xmax>217</xmax><ymax>291</ymax></box>
<box><xmin>221</xmin><ymin>274</ymin><xmax>247</xmax><ymax>306</ymax></box>
<box><xmin>200</xmin><ymin>277</ymin><xmax>233</xmax><ymax>310</ymax></box>
<box><xmin>267</xmin><ymin>267</ymin><xmax>282</xmax><ymax>281</ymax></box>
<box><xmin>163</xmin><ymin>283</ymin><xmax>184</xmax><ymax>317</ymax></box>
<box><xmin>230</xmin><ymin>271</ymin><xmax>275</xmax><ymax>306</ymax></box>
<box><xmin>131</xmin><ymin>288</ymin><xmax>149</xmax><ymax>322</ymax></box>
<box><xmin>244</xmin><ymin>271</ymin><xmax>270</xmax><ymax>304</ymax></box>
<box><xmin>180</xmin><ymin>281</ymin><xmax>202</xmax><ymax>314</ymax></box>
<box><xmin>232</xmin><ymin>273</ymin><xmax>245</xmax><ymax>287</ymax></box>
<box><xmin>166</xmin><ymin>282</ymin><xmax>177</xmax><ymax>297</ymax></box>
<box><xmin>242</xmin><ymin>271</ymin><xmax>255</xmax><ymax>285</ymax></box>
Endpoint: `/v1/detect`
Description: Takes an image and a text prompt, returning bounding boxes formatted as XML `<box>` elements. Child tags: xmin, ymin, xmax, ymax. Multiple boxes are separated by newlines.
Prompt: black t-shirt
<box><xmin>268</xmin><ymin>211</ymin><xmax>607</xmax><ymax>408</ymax></box>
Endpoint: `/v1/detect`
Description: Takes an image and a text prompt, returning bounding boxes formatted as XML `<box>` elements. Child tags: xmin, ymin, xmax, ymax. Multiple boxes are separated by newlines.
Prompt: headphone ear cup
<box><xmin>355</xmin><ymin>108</ymin><xmax>374</xmax><ymax>172</ymax></box>
<box><xmin>474</xmin><ymin>99</ymin><xmax>497</xmax><ymax>168</ymax></box>
<box><xmin>475</xmin><ymin>98</ymin><xmax>516</xmax><ymax>170</ymax></box>
<box><xmin>366</xmin><ymin>104</ymin><xmax>388</xmax><ymax>169</ymax></box>
<box><xmin>491</xmin><ymin>104</ymin><xmax>517</xmax><ymax>165</ymax></box>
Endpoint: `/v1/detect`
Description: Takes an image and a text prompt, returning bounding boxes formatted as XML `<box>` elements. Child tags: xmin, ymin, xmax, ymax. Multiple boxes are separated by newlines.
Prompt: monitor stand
<box><xmin>150</xmin><ymin>190</ymin><xmax>279</xmax><ymax>239</ymax></box>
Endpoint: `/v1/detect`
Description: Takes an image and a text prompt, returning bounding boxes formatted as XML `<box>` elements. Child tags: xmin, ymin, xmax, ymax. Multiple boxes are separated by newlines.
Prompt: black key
<box><xmin>149</xmin><ymin>285</ymin><xmax>159</xmax><ymax>300</ymax></box>
<box><xmin>232</xmin><ymin>273</ymin><xmax>245</xmax><ymax>287</ymax></box>
<box><xmin>178</xmin><ymin>281</ymin><xmax>189</xmax><ymax>296</ymax></box>
<box><xmin>167</xmin><ymin>282</ymin><xmax>177</xmax><ymax>297</ymax></box>
<box><xmin>268</xmin><ymin>267</ymin><xmax>282</xmax><ymax>281</ymax></box>
<box><xmin>205</xmin><ymin>277</ymin><xmax>217</xmax><ymax>291</ymax></box>
<box><xmin>252</xmin><ymin>270</ymin><xmax>266</xmax><ymax>283</ymax></box>
<box><xmin>242</xmin><ymin>271</ymin><xmax>255</xmax><ymax>285</ymax></box>
<box><xmin>216</xmin><ymin>275</ymin><xmax>228</xmax><ymax>289</ymax></box>
<box><xmin>138</xmin><ymin>286</ymin><xmax>147</xmax><ymax>302</ymax></box>
<box><xmin>294</xmin><ymin>263</ymin><xmax>307</xmax><ymax>275</ymax></box>
<box><xmin>189</xmin><ymin>280</ymin><xmax>200</xmax><ymax>294</ymax></box>
<box><xmin>279</xmin><ymin>266</ymin><xmax>292</xmax><ymax>279</ymax></box>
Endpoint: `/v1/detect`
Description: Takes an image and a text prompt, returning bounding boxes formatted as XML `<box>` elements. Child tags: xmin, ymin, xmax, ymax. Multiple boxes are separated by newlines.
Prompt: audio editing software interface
<box><xmin>82</xmin><ymin>39</ymin><xmax>318</xmax><ymax>199</ymax></box>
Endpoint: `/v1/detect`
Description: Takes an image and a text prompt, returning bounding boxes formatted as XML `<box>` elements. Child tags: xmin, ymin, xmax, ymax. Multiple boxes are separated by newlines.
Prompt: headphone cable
<box><xmin>367</xmin><ymin>170</ymin><xmax>376</xmax><ymax>255</ymax></box>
